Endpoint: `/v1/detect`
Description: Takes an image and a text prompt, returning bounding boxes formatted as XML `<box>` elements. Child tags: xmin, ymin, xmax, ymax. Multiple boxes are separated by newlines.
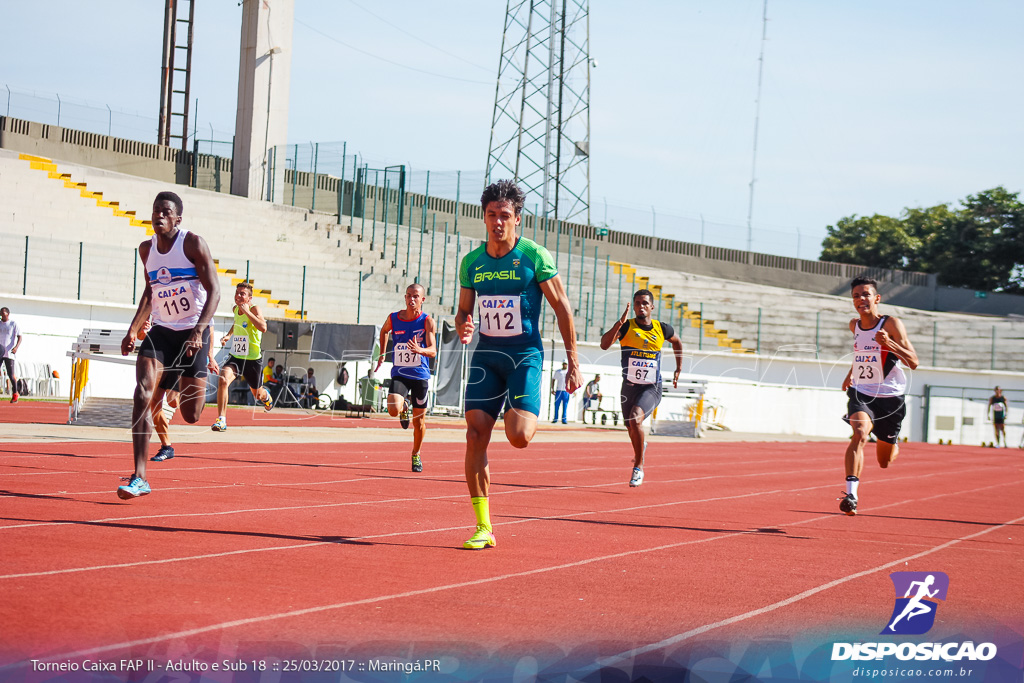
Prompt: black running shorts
<box><xmin>223</xmin><ymin>355</ymin><xmax>264</xmax><ymax>391</ymax></box>
<box><xmin>139</xmin><ymin>325</ymin><xmax>211</xmax><ymax>383</ymax></box>
<box><xmin>390</xmin><ymin>375</ymin><xmax>429</xmax><ymax>409</ymax></box>
<box><xmin>845</xmin><ymin>388</ymin><xmax>906</xmax><ymax>444</ymax></box>
<box><xmin>621</xmin><ymin>380</ymin><xmax>662</xmax><ymax>422</ymax></box>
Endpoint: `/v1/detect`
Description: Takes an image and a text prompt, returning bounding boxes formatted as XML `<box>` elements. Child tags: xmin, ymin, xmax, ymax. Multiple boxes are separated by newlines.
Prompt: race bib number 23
<box><xmin>853</xmin><ymin>343</ymin><xmax>884</xmax><ymax>385</ymax></box>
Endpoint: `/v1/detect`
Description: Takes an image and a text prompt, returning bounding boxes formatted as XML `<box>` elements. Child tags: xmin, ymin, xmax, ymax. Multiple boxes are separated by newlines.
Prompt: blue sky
<box><xmin>2</xmin><ymin>1</ymin><xmax>1022</xmax><ymax>258</ymax></box>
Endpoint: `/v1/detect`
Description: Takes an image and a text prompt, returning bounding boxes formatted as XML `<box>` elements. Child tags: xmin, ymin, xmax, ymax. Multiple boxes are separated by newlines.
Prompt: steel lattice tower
<box><xmin>486</xmin><ymin>0</ymin><xmax>590</xmax><ymax>226</ymax></box>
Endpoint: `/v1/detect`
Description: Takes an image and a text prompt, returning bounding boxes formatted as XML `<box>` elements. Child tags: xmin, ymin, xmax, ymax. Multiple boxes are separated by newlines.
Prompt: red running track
<box><xmin>0</xmin><ymin>399</ymin><xmax>403</xmax><ymax>429</ymax></box>
<box><xmin>0</xmin><ymin>434</ymin><xmax>1022</xmax><ymax>676</ymax></box>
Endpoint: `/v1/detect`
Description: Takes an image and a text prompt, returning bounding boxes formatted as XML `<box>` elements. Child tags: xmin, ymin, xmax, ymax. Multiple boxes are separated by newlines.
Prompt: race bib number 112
<box><xmin>477</xmin><ymin>295</ymin><xmax>523</xmax><ymax>337</ymax></box>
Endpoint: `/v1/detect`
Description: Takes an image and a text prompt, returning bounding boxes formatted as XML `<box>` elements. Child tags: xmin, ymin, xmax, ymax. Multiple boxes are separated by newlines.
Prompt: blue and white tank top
<box><xmin>390</xmin><ymin>311</ymin><xmax>431</xmax><ymax>381</ymax></box>
<box><xmin>851</xmin><ymin>315</ymin><xmax>907</xmax><ymax>398</ymax></box>
<box><xmin>146</xmin><ymin>229</ymin><xmax>208</xmax><ymax>331</ymax></box>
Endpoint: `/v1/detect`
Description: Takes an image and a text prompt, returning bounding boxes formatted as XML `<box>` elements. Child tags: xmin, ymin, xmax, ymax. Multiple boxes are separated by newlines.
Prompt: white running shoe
<box><xmin>629</xmin><ymin>467</ymin><xmax>644</xmax><ymax>487</ymax></box>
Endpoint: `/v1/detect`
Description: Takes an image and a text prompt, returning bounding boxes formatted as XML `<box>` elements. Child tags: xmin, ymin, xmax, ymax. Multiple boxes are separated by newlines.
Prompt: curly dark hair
<box><xmin>154</xmin><ymin>191</ymin><xmax>184</xmax><ymax>215</ymax></box>
<box><xmin>634</xmin><ymin>289</ymin><xmax>655</xmax><ymax>304</ymax></box>
<box><xmin>480</xmin><ymin>179</ymin><xmax>526</xmax><ymax>216</ymax></box>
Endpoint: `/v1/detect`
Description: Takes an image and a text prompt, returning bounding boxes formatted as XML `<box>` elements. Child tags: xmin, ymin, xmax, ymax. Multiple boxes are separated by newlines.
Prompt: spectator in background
<box><xmin>0</xmin><ymin>307</ymin><xmax>23</xmax><ymax>404</ymax></box>
<box><xmin>265</xmin><ymin>362</ymin><xmax>285</xmax><ymax>401</ymax></box>
<box><xmin>303</xmin><ymin>367</ymin><xmax>318</xmax><ymax>408</ymax></box>
<box><xmin>583</xmin><ymin>374</ymin><xmax>603</xmax><ymax>411</ymax></box>
<box><xmin>988</xmin><ymin>386</ymin><xmax>1008</xmax><ymax>448</ymax></box>
<box><xmin>551</xmin><ymin>361</ymin><xmax>570</xmax><ymax>424</ymax></box>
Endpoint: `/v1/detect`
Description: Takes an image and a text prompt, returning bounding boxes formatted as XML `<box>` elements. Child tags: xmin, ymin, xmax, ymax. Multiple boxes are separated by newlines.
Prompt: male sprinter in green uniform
<box><xmin>456</xmin><ymin>179</ymin><xmax>582</xmax><ymax>549</ymax></box>
<box><xmin>600</xmin><ymin>289</ymin><xmax>683</xmax><ymax>487</ymax></box>
<box><xmin>212</xmin><ymin>282</ymin><xmax>273</xmax><ymax>432</ymax></box>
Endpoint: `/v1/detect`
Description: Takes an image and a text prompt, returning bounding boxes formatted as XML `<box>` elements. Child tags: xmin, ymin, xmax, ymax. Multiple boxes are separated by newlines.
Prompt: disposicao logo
<box><xmin>882</xmin><ymin>571</ymin><xmax>948</xmax><ymax>635</ymax></box>
<box><xmin>831</xmin><ymin>571</ymin><xmax>997</xmax><ymax>663</ymax></box>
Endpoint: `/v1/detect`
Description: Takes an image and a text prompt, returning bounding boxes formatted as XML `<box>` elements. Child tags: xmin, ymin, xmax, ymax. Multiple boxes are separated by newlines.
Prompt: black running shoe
<box><xmin>399</xmin><ymin>406</ymin><xmax>410</xmax><ymax>430</ymax></box>
<box><xmin>151</xmin><ymin>445</ymin><xmax>175</xmax><ymax>462</ymax></box>
<box><xmin>839</xmin><ymin>492</ymin><xmax>857</xmax><ymax>516</ymax></box>
<box><xmin>411</xmin><ymin>454</ymin><xmax>422</xmax><ymax>472</ymax></box>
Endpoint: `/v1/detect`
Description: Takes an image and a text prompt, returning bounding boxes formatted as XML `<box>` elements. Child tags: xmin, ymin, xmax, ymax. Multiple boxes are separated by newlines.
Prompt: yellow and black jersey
<box><xmin>617</xmin><ymin>319</ymin><xmax>675</xmax><ymax>385</ymax></box>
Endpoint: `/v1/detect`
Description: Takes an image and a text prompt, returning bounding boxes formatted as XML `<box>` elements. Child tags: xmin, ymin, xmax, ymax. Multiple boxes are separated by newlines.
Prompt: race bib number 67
<box><xmin>628</xmin><ymin>357</ymin><xmax>658</xmax><ymax>385</ymax></box>
<box><xmin>477</xmin><ymin>295</ymin><xmax>522</xmax><ymax>337</ymax></box>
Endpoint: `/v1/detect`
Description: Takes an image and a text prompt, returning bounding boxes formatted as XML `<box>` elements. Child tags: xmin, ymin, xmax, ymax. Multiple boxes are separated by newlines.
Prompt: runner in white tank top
<box><xmin>850</xmin><ymin>315</ymin><xmax>907</xmax><ymax>398</ymax></box>
<box><xmin>117</xmin><ymin>191</ymin><xmax>221</xmax><ymax>500</ymax></box>
<box><xmin>144</xmin><ymin>228</ymin><xmax>208</xmax><ymax>331</ymax></box>
<box><xmin>838</xmin><ymin>276</ymin><xmax>919</xmax><ymax>517</ymax></box>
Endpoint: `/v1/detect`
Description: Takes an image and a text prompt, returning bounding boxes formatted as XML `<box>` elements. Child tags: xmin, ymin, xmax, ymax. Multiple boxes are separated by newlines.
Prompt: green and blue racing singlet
<box><xmin>458</xmin><ymin>236</ymin><xmax>557</xmax><ymax>349</ymax></box>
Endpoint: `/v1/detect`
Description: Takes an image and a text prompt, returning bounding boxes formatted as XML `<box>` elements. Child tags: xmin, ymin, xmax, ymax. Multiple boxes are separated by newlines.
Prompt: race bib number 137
<box><xmin>394</xmin><ymin>343</ymin><xmax>418</xmax><ymax>367</ymax></box>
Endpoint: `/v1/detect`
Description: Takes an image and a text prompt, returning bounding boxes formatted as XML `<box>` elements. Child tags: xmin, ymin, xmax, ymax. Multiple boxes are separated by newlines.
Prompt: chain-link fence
<box><xmin>4</xmin><ymin>230</ymin><xmax>1023</xmax><ymax>371</ymax></box>
<box><xmin>5</xmin><ymin>85</ymin><xmax>823</xmax><ymax>260</ymax></box>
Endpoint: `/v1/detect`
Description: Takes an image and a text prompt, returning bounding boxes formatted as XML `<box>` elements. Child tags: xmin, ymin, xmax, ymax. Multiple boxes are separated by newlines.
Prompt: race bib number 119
<box><xmin>153</xmin><ymin>283</ymin><xmax>196</xmax><ymax>323</ymax></box>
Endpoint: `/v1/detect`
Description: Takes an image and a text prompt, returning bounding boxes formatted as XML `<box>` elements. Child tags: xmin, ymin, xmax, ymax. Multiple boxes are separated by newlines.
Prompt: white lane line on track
<box><xmin>2</xmin><ymin>476</ymin><xmax>1017</xmax><ymax>581</ymax></box>
<box><xmin>0</xmin><ymin>462</ymin><xmax>841</xmax><ymax>529</ymax></box>
<box><xmin>4</xmin><ymin>490</ymin><xmax>1020</xmax><ymax>671</ymax></box>
<box><xmin>0</xmin><ymin>460</ymin><xmax>817</xmax><ymax>508</ymax></box>
<box><xmin>0</xmin><ymin>458</ymin><xmax>905</xmax><ymax>531</ymax></box>
<box><xmin>592</xmin><ymin>511</ymin><xmax>1024</xmax><ymax>671</ymax></box>
<box><xmin>0</xmin><ymin>463</ymin><xmax>1003</xmax><ymax>534</ymax></box>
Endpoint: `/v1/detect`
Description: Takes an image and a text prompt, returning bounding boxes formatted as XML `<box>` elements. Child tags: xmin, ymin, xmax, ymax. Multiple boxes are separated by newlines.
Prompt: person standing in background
<box><xmin>0</xmin><ymin>307</ymin><xmax>22</xmax><ymax>404</ymax></box>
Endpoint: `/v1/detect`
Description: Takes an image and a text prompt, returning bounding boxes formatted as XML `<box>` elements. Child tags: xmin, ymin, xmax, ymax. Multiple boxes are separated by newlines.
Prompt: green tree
<box><xmin>820</xmin><ymin>214</ymin><xmax>919</xmax><ymax>270</ymax></box>
<box><xmin>820</xmin><ymin>187</ymin><xmax>1024</xmax><ymax>293</ymax></box>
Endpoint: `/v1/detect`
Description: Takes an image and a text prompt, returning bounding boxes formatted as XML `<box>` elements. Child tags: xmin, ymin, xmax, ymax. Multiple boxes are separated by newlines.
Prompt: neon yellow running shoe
<box><xmin>462</xmin><ymin>525</ymin><xmax>496</xmax><ymax>550</ymax></box>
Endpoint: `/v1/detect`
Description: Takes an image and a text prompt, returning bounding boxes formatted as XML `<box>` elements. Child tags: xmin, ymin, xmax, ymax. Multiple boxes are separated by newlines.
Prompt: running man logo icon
<box><xmin>881</xmin><ymin>572</ymin><xmax>949</xmax><ymax>635</ymax></box>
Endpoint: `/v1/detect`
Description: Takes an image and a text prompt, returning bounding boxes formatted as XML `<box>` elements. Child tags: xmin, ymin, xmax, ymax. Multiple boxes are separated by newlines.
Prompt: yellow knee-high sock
<box><xmin>471</xmin><ymin>496</ymin><xmax>491</xmax><ymax>531</ymax></box>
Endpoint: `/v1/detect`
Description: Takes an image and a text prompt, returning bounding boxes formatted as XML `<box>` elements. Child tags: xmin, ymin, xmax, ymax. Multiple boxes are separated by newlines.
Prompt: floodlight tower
<box><xmin>485</xmin><ymin>0</ymin><xmax>591</xmax><ymax>226</ymax></box>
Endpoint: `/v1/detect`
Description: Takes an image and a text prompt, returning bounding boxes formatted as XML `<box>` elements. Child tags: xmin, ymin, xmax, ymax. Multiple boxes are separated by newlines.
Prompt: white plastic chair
<box><xmin>38</xmin><ymin>364</ymin><xmax>61</xmax><ymax>396</ymax></box>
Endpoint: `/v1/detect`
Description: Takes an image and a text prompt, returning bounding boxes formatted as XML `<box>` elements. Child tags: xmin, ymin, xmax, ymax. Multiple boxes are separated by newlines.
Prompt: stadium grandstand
<box><xmin>1</xmin><ymin>113</ymin><xmax>1022</xmax><ymax>445</ymax></box>
<box><xmin>2</xmin><ymin>4</ymin><xmax>1023</xmax><ymax>682</ymax></box>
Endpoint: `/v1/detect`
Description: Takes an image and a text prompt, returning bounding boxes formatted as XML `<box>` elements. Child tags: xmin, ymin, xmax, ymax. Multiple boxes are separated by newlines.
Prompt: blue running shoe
<box><xmin>117</xmin><ymin>475</ymin><xmax>151</xmax><ymax>500</ymax></box>
<box><xmin>151</xmin><ymin>445</ymin><xmax>175</xmax><ymax>462</ymax></box>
